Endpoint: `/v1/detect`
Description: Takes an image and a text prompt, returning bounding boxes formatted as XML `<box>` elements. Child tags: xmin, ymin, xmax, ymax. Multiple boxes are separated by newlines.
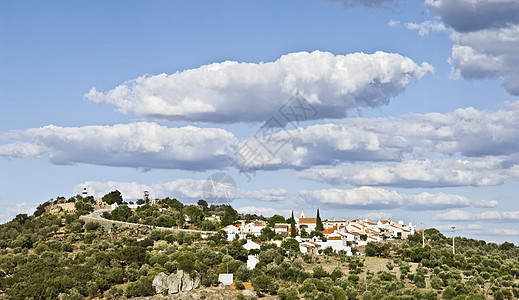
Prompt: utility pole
<box><xmin>451</xmin><ymin>226</ymin><xmax>455</xmax><ymax>255</ymax></box>
<box><xmin>421</xmin><ymin>222</ymin><xmax>425</xmax><ymax>248</ymax></box>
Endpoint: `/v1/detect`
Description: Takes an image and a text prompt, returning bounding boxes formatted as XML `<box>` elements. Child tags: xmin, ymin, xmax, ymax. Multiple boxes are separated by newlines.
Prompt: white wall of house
<box><xmin>247</xmin><ymin>255</ymin><xmax>259</xmax><ymax>270</ymax></box>
<box><xmin>243</xmin><ymin>239</ymin><xmax>261</xmax><ymax>250</ymax></box>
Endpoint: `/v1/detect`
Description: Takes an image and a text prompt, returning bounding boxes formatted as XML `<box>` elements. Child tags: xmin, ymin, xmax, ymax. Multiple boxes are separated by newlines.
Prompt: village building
<box><xmin>243</xmin><ymin>238</ymin><xmax>261</xmax><ymax>251</ymax></box>
<box><xmin>219</xmin><ymin>209</ymin><xmax>417</xmax><ymax>252</ymax></box>
<box><xmin>323</xmin><ymin>220</ymin><xmax>348</xmax><ymax>229</ymax></box>
<box><xmin>246</xmin><ymin>255</ymin><xmax>259</xmax><ymax>270</ymax></box>
<box><xmin>204</xmin><ymin>214</ymin><xmax>221</xmax><ymax>222</ymax></box>
<box><xmin>273</xmin><ymin>223</ymin><xmax>290</xmax><ymax>235</ymax></box>
<box><xmin>299</xmin><ymin>241</ymin><xmax>322</xmax><ymax>254</ymax></box>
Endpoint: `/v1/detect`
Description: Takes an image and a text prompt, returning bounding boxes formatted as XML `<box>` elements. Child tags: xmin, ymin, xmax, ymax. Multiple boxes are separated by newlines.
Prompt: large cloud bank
<box><xmin>86</xmin><ymin>51</ymin><xmax>432</xmax><ymax>123</ymax></box>
<box><xmin>76</xmin><ymin>180</ymin><xmax>482</xmax><ymax>212</ymax></box>
<box><xmin>3</xmin><ymin>103</ymin><xmax>519</xmax><ymax>188</ymax></box>
<box><xmin>426</xmin><ymin>0</ymin><xmax>519</xmax><ymax>95</ymax></box>
<box><xmin>297</xmin><ymin>186</ymin><xmax>472</xmax><ymax>210</ymax></box>
<box><xmin>0</xmin><ymin>123</ymin><xmax>237</xmax><ymax>171</ymax></box>
<box><xmin>75</xmin><ymin>179</ymin><xmax>287</xmax><ymax>203</ymax></box>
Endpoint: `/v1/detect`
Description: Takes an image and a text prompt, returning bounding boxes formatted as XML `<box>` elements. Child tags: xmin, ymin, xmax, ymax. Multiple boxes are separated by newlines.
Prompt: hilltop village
<box><xmin>89</xmin><ymin>188</ymin><xmax>417</xmax><ymax>256</ymax></box>
<box><xmin>3</xmin><ymin>190</ymin><xmax>519</xmax><ymax>300</ymax></box>
<box><xmin>222</xmin><ymin>210</ymin><xmax>416</xmax><ymax>256</ymax></box>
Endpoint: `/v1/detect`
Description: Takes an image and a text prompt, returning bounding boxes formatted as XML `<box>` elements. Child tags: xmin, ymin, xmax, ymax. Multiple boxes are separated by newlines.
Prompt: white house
<box><xmin>242</xmin><ymin>222</ymin><xmax>266</xmax><ymax>236</ymax></box>
<box><xmin>205</xmin><ymin>215</ymin><xmax>221</xmax><ymax>222</ymax></box>
<box><xmin>243</xmin><ymin>238</ymin><xmax>261</xmax><ymax>251</ymax></box>
<box><xmin>321</xmin><ymin>235</ymin><xmax>352</xmax><ymax>254</ymax></box>
<box><xmin>346</xmin><ymin>223</ymin><xmax>364</xmax><ymax>234</ymax></box>
<box><xmin>298</xmin><ymin>218</ymin><xmax>317</xmax><ymax>232</ymax></box>
<box><xmin>247</xmin><ymin>255</ymin><xmax>259</xmax><ymax>270</ymax></box>
<box><xmin>273</xmin><ymin>223</ymin><xmax>290</xmax><ymax>235</ymax></box>
<box><xmin>218</xmin><ymin>274</ymin><xmax>233</xmax><ymax>287</ymax></box>
<box><xmin>324</xmin><ymin>220</ymin><xmax>348</xmax><ymax>229</ymax></box>
<box><xmin>222</xmin><ymin>225</ymin><xmax>240</xmax><ymax>241</ymax></box>
<box><xmin>299</xmin><ymin>241</ymin><xmax>322</xmax><ymax>254</ymax></box>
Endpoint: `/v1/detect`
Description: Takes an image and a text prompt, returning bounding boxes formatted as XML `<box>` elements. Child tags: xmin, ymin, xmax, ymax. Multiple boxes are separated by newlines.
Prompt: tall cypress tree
<box><xmin>316</xmin><ymin>208</ymin><xmax>323</xmax><ymax>232</ymax></box>
<box><xmin>290</xmin><ymin>210</ymin><xmax>297</xmax><ymax>238</ymax></box>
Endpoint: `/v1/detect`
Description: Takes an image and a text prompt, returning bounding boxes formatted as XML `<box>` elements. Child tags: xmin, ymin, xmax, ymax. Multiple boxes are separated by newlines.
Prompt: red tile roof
<box><xmin>322</xmin><ymin>228</ymin><xmax>335</xmax><ymax>235</ymax></box>
<box><xmin>299</xmin><ymin>218</ymin><xmax>317</xmax><ymax>224</ymax></box>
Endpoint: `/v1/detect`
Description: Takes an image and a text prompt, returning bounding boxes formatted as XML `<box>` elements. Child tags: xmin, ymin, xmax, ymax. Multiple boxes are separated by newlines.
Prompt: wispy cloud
<box><xmin>236</xmin><ymin>206</ymin><xmax>292</xmax><ymax>218</ymax></box>
<box><xmin>436</xmin><ymin>209</ymin><xmax>519</xmax><ymax>221</ymax></box>
<box><xmin>406</xmin><ymin>20</ymin><xmax>446</xmax><ymax>37</ymax></box>
<box><xmin>0</xmin><ymin>203</ymin><xmax>36</xmax><ymax>224</ymax></box>
<box><xmin>327</xmin><ymin>0</ymin><xmax>401</xmax><ymax>8</ymax></box>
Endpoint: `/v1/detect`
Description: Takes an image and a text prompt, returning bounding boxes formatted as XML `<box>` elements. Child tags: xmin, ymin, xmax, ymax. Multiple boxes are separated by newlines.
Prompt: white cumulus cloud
<box><xmin>298</xmin><ymin>157</ymin><xmax>518</xmax><ymax>188</ymax></box>
<box><xmin>75</xmin><ymin>179</ymin><xmax>287</xmax><ymax>203</ymax></box>
<box><xmin>0</xmin><ymin>122</ymin><xmax>238</xmax><ymax>171</ymax></box>
<box><xmin>86</xmin><ymin>51</ymin><xmax>433</xmax><ymax>123</ymax></box>
<box><xmin>426</xmin><ymin>0</ymin><xmax>519</xmax><ymax>95</ymax></box>
<box><xmin>296</xmin><ymin>187</ymin><xmax>471</xmax><ymax>210</ymax></box>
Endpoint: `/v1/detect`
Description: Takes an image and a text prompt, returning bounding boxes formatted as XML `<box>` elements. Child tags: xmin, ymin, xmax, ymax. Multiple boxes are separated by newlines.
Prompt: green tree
<box><xmin>281</xmin><ymin>238</ymin><xmax>300</xmax><ymax>253</ymax></box>
<box><xmin>290</xmin><ymin>211</ymin><xmax>297</xmax><ymax>238</ymax></box>
<box><xmin>267</xmin><ymin>214</ymin><xmax>286</xmax><ymax>227</ymax></box>
<box><xmin>442</xmin><ymin>286</ymin><xmax>457</xmax><ymax>300</ymax></box>
<box><xmin>111</xmin><ymin>206</ymin><xmax>132</xmax><ymax>222</ymax></box>
<box><xmin>251</xmin><ymin>273</ymin><xmax>279</xmax><ymax>295</ymax></box>
<box><xmin>221</xmin><ymin>205</ymin><xmax>238</xmax><ymax>227</ymax></box>
<box><xmin>279</xmin><ymin>286</ymin><xmax>299</xmax><ymax>300</ymax></box>
<box><xmin>163</xmin><ymin>197</ymin><xmax>184</xmax><ymax>211</ymax></box>
<box><xmin>197</xmin><ymin>199</ymin><xmax>208</xmax><ymax>211</ymax></box>
<box><xmin>259</xmin><ymin>226</ymin><xmax>276</xmax><ymax>241</ymax></box>
<box><xmin>330</xmin><ymin>286</ymin><xmax>346</xmax><ymax>300</ymax></box>
<box><xmin>74</xmin><ymin>200</ymin><xmax>93</xmax><ymax>216</ymax></box>
<box><xmin>184</xmin><ymin>205</ymin><xmax>204</xmax><ymax>226</ymax></box>
<box><xmin>102</xmin><ymin>190</ymin><xmax>123</xmax><ymax>205</ymax></box>
<box><xmin>84</xmin><ymin>222</ymin><xmax>100</xmax><ymax>231</ymax></box>
<box><xmin>316</xmin><ymin>208</ymin><xmax>323</xmax><ymax>232</ymax></box>
<box><xmin>125</xmin><ymin>277</ymin><xmax>155</xmax><ymax>297</ymax></box>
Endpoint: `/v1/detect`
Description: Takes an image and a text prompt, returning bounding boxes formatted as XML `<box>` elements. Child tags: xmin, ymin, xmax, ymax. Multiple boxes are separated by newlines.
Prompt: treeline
<box><xmin>3</xmin><ymin>195</ymin><xmax>519</xmax><ymax>299</ymax></box>
<box><xmin>101</xmin><ymin>196</ymin><xmax>243</xmax><ymax>230</ymax></box>
<box><xmin>364</xmin><ymin>228</ymin><xmax>519</xmax><ymax>299</ymax></box>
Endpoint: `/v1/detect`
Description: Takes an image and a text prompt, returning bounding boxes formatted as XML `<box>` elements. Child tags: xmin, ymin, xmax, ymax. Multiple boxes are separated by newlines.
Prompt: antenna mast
<box><xmin>451</xmin><ymin>226</ymin><xmax>455</xmax><ymax>255</ymax></box>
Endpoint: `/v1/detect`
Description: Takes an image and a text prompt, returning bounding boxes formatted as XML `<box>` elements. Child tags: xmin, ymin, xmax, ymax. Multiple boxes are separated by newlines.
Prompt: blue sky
<box><xmin>2</xmin><ymin>0</ymin><xmax>519</xmax><ymax>243</ymax></box>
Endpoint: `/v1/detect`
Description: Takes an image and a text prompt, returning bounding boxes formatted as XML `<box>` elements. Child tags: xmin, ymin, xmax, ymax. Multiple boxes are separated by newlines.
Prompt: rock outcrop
<box><xmin>153</xmin><ymin>270</ymin><xmax>201</xmax><ymax>294</ymax></box>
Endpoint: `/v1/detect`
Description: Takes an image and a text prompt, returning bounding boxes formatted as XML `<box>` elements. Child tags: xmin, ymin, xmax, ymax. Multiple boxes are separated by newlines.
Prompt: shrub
<box><xmin>278</xmin><ymin>286</ymin><xmax>299</xmax><ymax>300</ymax></box>
<box><xmin>430</xmin><ymin>275</ymin><xmax>443</xmax><ymax>290</ymax></box>
<box><xmin>330</xmin><ymin>286</ymin><xmax>346</xmax><ymax>300</ymax></box>
<box><xmin>235</xmin><ymin>280</ymin><xmax>245</xmax><ymax>290</ymax></box>
<box><xmin>125</xmin><ymin>277</ymin><xmax>155</xmax><ymax>297</ymax></box>
<box><xmin>442</xmin><ymin>286</ymin><xmax>457</xmax><ymax>300</ymax></box>
<box><xmin>251</xmin><ymin>273</ymin><xmax>279</xmax><ymax>295</ymax></box>
<box><xmin>84</xmin><ymin>222</ymin><xmax>100</xmax><ymax>231</ymax></box>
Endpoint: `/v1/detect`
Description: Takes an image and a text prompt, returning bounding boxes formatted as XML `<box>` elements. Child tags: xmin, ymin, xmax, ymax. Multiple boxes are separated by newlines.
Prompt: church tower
<box><xmin>300</xmin><ymin>210</ymin><xmax>306</xmax><ymax>219</ymax></box>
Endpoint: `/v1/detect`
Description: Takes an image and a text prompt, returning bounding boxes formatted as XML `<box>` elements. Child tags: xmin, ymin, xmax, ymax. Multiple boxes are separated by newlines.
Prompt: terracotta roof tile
<box><xmin>299</xmin><ymin>218</ymin><xmax>317</xmax><ymax>223</ymax></box>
